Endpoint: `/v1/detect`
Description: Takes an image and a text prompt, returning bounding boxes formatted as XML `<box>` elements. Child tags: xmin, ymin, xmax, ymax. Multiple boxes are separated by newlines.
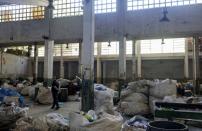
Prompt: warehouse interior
<box><xmin>0</xmin><ymin>0</ymin><xmax>202</xmax><ymax>131</ymax></box>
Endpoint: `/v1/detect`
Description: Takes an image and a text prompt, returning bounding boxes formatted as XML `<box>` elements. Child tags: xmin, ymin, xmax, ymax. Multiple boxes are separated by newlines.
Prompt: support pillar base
<box><xmin>81</xmin><ymin>79</ymin><xmax>94</xmax><ymax>112</ymax></box>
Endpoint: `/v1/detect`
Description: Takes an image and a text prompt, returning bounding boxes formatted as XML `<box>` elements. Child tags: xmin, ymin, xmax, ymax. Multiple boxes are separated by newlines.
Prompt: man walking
<box><xmin>51</xmin><ymin>79</ymin><xmax>60</xmax><ymax>110</ymax></box>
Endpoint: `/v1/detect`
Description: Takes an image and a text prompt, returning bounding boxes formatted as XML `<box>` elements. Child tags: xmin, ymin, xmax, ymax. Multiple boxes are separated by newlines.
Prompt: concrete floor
<box><xmin>27</xmin><ymin>100</ymin><xmax>80</xmax><ymax>118</ymax></box>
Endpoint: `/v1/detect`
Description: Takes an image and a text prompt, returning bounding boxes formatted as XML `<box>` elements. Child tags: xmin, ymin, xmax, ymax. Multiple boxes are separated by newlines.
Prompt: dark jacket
<box><xmin>52</xmin><ymin>80</ymin><xmax>59</xmax><ymax>93</ymax></box>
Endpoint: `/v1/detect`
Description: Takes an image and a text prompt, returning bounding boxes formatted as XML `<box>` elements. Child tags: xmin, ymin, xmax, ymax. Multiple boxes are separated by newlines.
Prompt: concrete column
<box><xmin>33</xmin><ymin>44</ymin><xmax>38</xmax><ymax>84</ymax></box>
<box><xmin>193</xmin><ymin>36</ymin><xmax>200</xmax><ymax>94</ymax></box>
<box><xmin>132</xmin><ymin>40</ymin><xmax>137</xmax><ymax>80</ymax></box>
<box><xmin>117</xmin><ymin>0</ymin><xmax>127</xmax><ymax>98</ymax></box>
<box><xmin>118</xmin><ymin>36</ymin><xmax>126</xmax><ymax>99</ymax></box>
<box><xmin>137</xmin><ymin>41</ymin><xmax>142</xmax><ymax>78</ymax></box>
<box><xmin>81</xmin><ymin>0</ymin><xmax>95</xmax><ymax>112</ymax></box>
<box><xmin>119</xmin><ymin>37</ymin><xmax>127</xmax><ymax>81</ymax></box>
<box><xmin>97</xmin><ymin>42</ymin><xmax>102</xmax><ymax>83</ymax></box>
<box><xmin>184</xmin><ymin>39</ymin><xmax>189</xmax><ymax>79</ymax></box>
<box><xmin>103</xmin><ymin>61</ymin><xmax>106</xmax><ymax>84</ymax></box>
<box><xmin>78</xmin><ymin>42</ymin><xmax>82</xmax><ymax>77</ymax></box>
<box><xmin>44</xmin><ymin>40</ymin><xmax>54</xmax><ymax>87</ymax></box>
<box><xmin>60</xmin><ymin>44</ymin><xmax>64</xmax><ymax>78</ymax></box>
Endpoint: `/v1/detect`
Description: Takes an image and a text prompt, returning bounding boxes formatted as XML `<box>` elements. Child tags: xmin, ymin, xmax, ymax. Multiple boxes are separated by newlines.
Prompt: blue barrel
<box><xmin>147</xmin><ymin>121</ymin><xmax>188</xmax><ymax>131</ymax></box>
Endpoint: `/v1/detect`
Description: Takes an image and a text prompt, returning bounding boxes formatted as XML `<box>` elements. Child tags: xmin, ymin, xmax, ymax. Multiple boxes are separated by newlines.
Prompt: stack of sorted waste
<box><xmin>69</xmin><ymin>110</ymin><xmax>123</xmax><ymax>131</ymax></box>
<box><xmin>0</xmin><ymin>87</ymin><xmax>24</xmax><ymax>106</ymax></box>
<box><xmin>121</xmin><ymin>115</ymin><xmax>149</xmax><ymax>131</ymax></box>
<box><xmin>36</xmin><ymin>86</ymin><xmax>53</xmax><ymax>105</ymax></box>
<box><xmin>118</xmin><ymin>80</ymin><xmax>151</xmax><ymax>115</ymax></box>
<box><xmin>0</xmin><ymin>104</ymin><xmax>28</xmax><ymax>130</ymax></box>
<box><xmin>94</xmin><ymin>84</ymin><xmax>115</xmax><ymax>114</ymax></box>
<box><xmin>14</xmin><ymin>113</ymin><xmax>69</xmax><ymax>131</ymax></box>
<box><xmin>57</xmin><ymin>77</ymin><xmax>81</xmax><ymax>101</ymax></box>
<box><xmin>57</xmin><ymin>78</ymin><xmax>71</xmax><ymax>88</ymax></box>
<box><xmin>149</xmin><ymin>79</ymin><xmax>177</xmax><ymax>113</ymax></box>
<box><xmin>20</xmin><ymin>85</ymin><xmax>31</xmax><ymax>96</ymax></box>
<box><xmin>119</xmin><ymin>79</ymin><xmax>178</xmax><ymax>115</ymax></box>
<box><xmin>2</xmin><ymin>82</ymin><xmax>14</xmax><ymax>89</ymax></box>
<box><xmin>27</xmin><ymin>83</ymin><xmax>43</xmax><ymax>100</ymax></box>
<box><xmin>16</xmin><ymin>80</ymin><xmax>32</xmax><ymax>93</ymax></box>
<box><xmin>19</xmin><ymin>82</ymin><xmax>53</xmax><ymax>105</ymax></box>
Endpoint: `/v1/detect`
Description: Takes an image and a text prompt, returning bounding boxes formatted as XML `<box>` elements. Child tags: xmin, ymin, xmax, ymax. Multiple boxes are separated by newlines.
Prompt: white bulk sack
<box><xmin>119</xmin><ymin>93</ymin><xmax>149</xmax><ymax>115</ymax></box>
<box><xmin>37</xmin><ymin>87</ymin><xmax>53</xmax><ymax>104</ymax></box>
<box><xmin>150</xmin><ymin>79</ymin><xmax>177</xmax><ymax>99</ymax></box>
<box><xmin>20</xmin><ymin>86</ymin><xmax>30</xmax><ymax>96</ymax></box>
<box><xmin>127</xmin><ymin>80</ymin><xmax>154</xmax><ymax>95</ymax></box>
<box><xmin>94</xmin><ymin>84</ymin><xmax>114</xmax><ymax>114</ymax></box>
<box><xmin>119</xmin><ymin>101</ymin><xmax>149</xmax><ymax>116</ymax></box>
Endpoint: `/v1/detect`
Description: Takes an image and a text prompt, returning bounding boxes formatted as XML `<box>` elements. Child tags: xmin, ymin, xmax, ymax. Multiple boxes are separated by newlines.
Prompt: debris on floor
<box><xmin>14</xmin><ymin>113</ymin><xmax>69</xmax><ymax>131</ymax></box>
<box><xmin>122</xmin><ymin>115</ymin><xmax>149</xmax><ymax>131</ymax></box>
<box><xmin>69</xmin><ymin>110</ymin><xmax>123</xmax><ymax>131</ymax></box>
<box><xmin>0</xmin><ymin>103</ymin><xmax>28</xmax><ymax>130</ymax></box>
<box><xmin>0</xmin><ymin>87</ymin><xmax>24</xmax><ymax>106</ymax></box>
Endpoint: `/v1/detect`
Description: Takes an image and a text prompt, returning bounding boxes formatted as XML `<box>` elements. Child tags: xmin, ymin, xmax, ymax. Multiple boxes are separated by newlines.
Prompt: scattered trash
<box><xmin>14</xmin><ymin>113</ymin><xmax>69</xmax><ymax>131</ymax></box>
<box><xmin>69</xmin><ymin>111</ymin><xmax>122</xmax><ymax>131</ymax></box>
<box><xmin>85</xmin><ymin>110</ymin><xmax>98</xmax><ymax>122</ymax></box>
<box><xmin>0</xmin><ymin>88</ymin><xmax>24</xmax><ymax>106</ymax></box>
<box><xmin>122</xmin><ymin>115</ymin><xmax>149</xmax><ymax>131</ymax></box>
<box><xmin>0</xmin><ymin>104</ymin><xmax>28</xmax><ymax>129</ymax></box>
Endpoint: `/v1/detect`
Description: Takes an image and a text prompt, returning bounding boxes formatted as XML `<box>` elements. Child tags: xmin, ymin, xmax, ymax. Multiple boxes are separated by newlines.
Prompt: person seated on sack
<box><xmin>51</xmin><ymin>78</ymin><xmax>60</xmax><ymax>110</ymax></box>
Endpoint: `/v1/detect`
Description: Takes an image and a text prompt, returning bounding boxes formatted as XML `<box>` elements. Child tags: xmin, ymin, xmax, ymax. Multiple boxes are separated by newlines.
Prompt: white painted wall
<box><xmin>0</xmin><ymin>53</ymin><xmax>29</xmax><ymax>78</ymax></box>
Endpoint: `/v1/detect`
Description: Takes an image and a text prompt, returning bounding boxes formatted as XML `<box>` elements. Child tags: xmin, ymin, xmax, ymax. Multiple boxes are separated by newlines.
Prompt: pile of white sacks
<box><xmin>118</xmin><ymin>79</ymin><xmax>179</xmax><ymax>115</ymax></box>
<box><xmin>19</xmin><ymin>83</ymin><xmax>53</xmax><ymax>105</ymax></box>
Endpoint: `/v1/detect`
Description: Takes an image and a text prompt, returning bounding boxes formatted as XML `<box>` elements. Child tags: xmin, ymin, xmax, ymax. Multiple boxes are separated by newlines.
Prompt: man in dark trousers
<box><xmin>51</xmin><ymin>79</ymin><xmax>60</xmax><ymax>110</ymax></box>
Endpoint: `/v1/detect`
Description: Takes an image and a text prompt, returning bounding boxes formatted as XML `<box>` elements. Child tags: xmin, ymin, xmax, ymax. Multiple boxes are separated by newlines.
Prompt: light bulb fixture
<box><xmin>160</xmin><ymin>7</ymin><xmax>170</xmax><ymax>22</ymax></box>
<box><xmin>66</xmin><ymin>43</ymin><xmax>69</xmax><ymax>48</ymax></box>
<box><xmin>161</xmin><ymin>38</ymin><xmax>165</xmax><ymax>45</ymax></box>
<box><xmin>108</xmin><ymin>40</ymin><xmax>111</xmax><ymax>47</ymax></box>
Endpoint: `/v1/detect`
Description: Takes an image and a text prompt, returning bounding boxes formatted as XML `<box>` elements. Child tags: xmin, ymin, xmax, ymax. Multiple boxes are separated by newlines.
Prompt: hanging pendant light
<box><xmin>108</xmin><ymin>40</ymin><xmax>111</xmax><ymax>47</ymax></box>
<box><xmin>160</xmin><ymin>7</ymin><xmax>170</xmax><ymax>22</ymax></box>
<box><xmin>66</xmin><ymin>43</ymin><xmax>69</xmax><ymax>49</ymax></box>
<box><xmin>161</xmin><ymin>38</ymin><xmax>165</xmax><ymax>45</ymax></box>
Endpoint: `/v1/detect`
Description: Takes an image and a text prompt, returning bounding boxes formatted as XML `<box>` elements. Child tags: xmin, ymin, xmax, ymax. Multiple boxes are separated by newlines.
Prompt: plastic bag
<box><xmin>94</xmin><ymin>84</ymin><xmax>114</xmax><ymax>114</ymax></box>
<box><xmin>150</xmin><ymin>79</ymin><xmax>177</xmax><ymax>99</ymax></box>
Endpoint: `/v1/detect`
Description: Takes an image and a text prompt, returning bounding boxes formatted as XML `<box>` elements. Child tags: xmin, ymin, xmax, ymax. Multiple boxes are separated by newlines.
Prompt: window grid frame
<box><xmin>94</xmin><ymin>0</ymin><xmax>117</xmax><ymax>14</ymax></box>
<box><xmin>140</xmin><ymin>38</ymin><xmax>185</xmax><ymax>54</ymax></box>
<box><xmin>127</xmin><ymin>0</ymin><xmax>201</xmax><ymax>11</ymax></box>
<box><xmin>53</xmin><ymin>0</ymin><xmax>83</xmax><ymax>18</ymax></box>
<box><xmin>0</xmin><ymin>5</ymin><xmax>45</xmax><ymax>22</ymax></box>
